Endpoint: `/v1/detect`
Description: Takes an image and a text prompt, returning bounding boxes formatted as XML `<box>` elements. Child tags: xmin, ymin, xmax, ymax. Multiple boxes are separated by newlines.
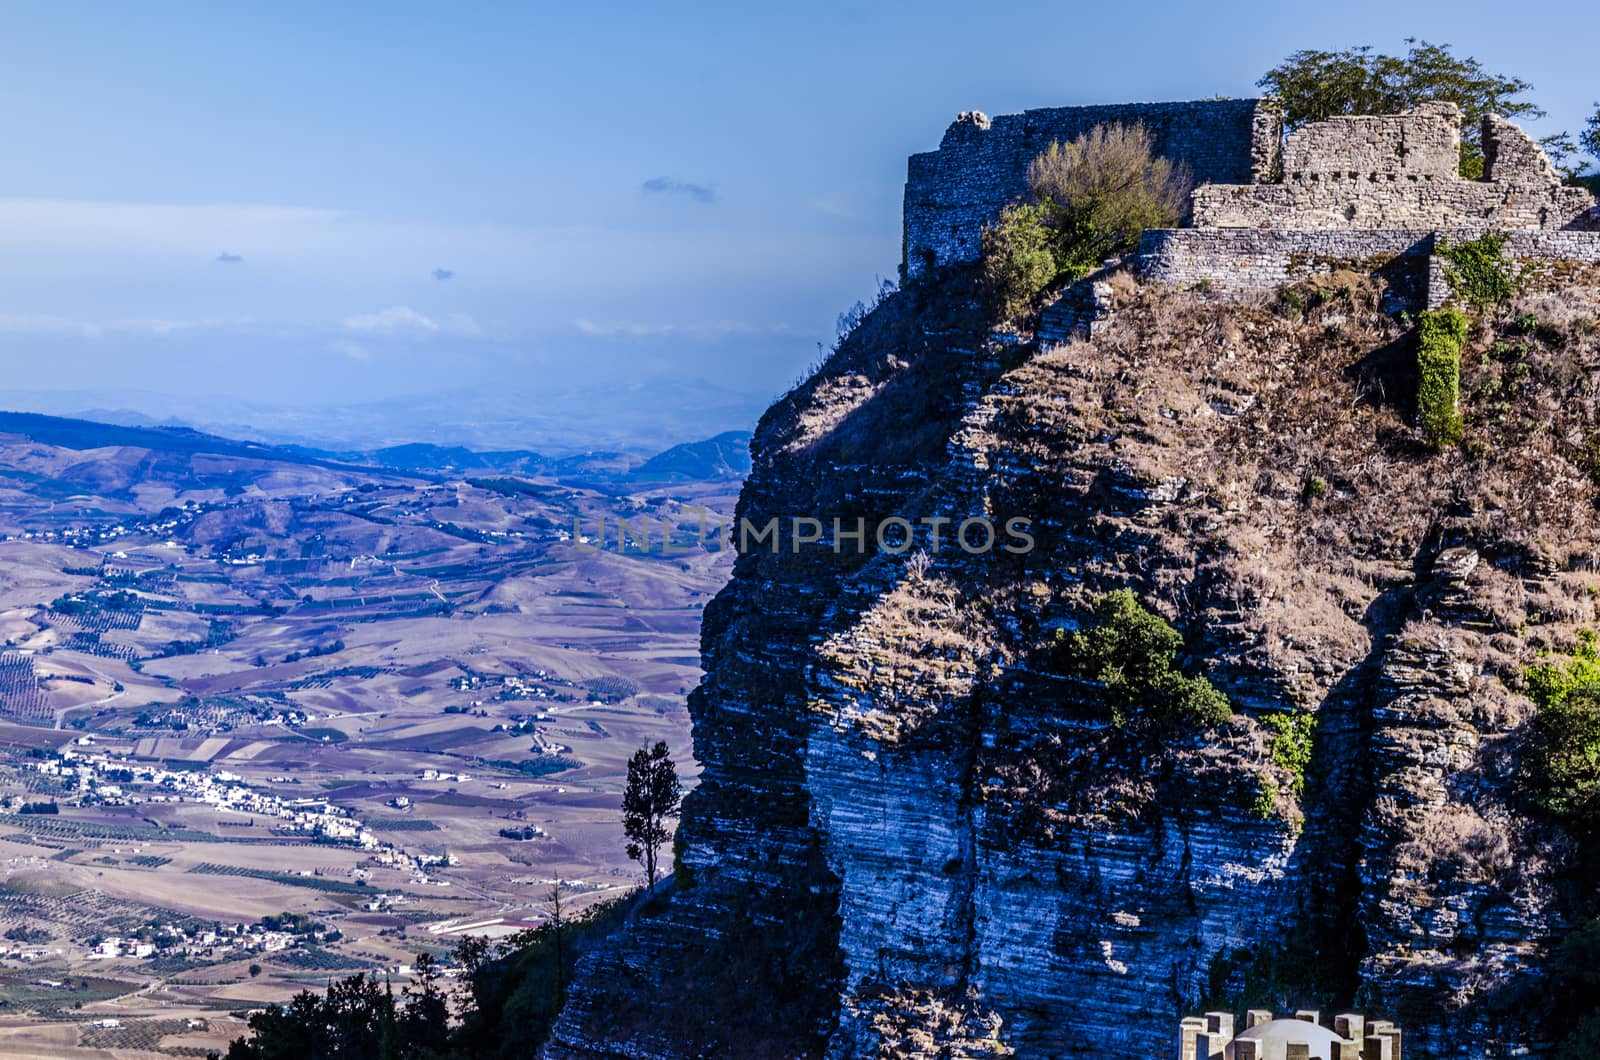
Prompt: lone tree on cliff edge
<box><xmin>622</xmin><ymin>741</ymin><xmax>682</xmax><ymax>892</ymax></box>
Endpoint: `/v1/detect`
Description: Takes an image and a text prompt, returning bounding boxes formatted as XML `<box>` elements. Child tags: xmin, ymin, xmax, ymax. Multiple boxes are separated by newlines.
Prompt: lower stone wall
<box><xmin>1139</xmin><ymin>229</ymin><xmax>1433</xmax><ymax>291</ymax></box>
<box><xmin>1139</xmin><ymin>227</ymin><xmax>1600</xmax><ymax>307</ymax></box>
<box><xmin>1038</xmin><ymin>276</ymin><xmax>1115</xmax><ymax>344</ymax></box>
<box><xmin>1504</xmin><ymin>229</ymin><xmax>1600</xmax><ymax>262</ymax></box>
<box><xmin>1190</xmin><ymin>173</ymin><xmax>1597</xmax><ymax>234</ymax></box>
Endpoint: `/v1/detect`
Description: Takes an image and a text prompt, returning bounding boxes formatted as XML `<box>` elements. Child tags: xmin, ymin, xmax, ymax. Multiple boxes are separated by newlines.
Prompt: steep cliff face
<box><xmin>549</xmin><ymin>273</ymin><xmax>1600</xmax><ymax>1059</ymax></box>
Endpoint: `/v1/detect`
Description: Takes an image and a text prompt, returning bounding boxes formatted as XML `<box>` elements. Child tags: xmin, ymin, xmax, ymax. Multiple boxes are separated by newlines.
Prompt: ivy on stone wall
<box><xmin>1437</xmin><ymin>231</ymin><xmax>1522</xmax><ymax>311</ymax></box>
<box><xmin>1416</xmin><ymin>308</ymin><xmax>1469</xmax><ymax>448</ymax></box>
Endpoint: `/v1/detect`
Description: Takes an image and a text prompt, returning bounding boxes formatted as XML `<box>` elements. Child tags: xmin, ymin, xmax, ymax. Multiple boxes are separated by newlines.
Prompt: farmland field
<box><xmin>0</xmin><ymin>417</ymin><xmax>743</xmax><ymax>1051</ymax></box>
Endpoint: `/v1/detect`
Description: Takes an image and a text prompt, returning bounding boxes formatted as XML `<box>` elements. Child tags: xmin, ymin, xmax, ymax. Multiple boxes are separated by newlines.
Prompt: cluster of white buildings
<box><xmin>93</xmin><ymin>918</ymin><xmax>333</xmax><ymax>961</ymax></box>
<box><xmin>22</xmin><ymin>747</ymin><xmax>456</xmax><ymax>882</ymax></box>
<box><xmin>501</xmin><ymin>675</ymin><xmax>555</xmax><ymax>701</ymax></box>
<box><xmin>1</xmin><ymin>503</ymin><xmax>197</xmax><ymax>548</ymax></box>
<box><xmin>29</xmin><ymin>750</ymin><xmax>377</xmax><ymax>846</ymax></box>
<box><xmin>2</xmin><ymin>918</ymin><xmax>332</xmax><ymax>966</ymax></box>
<box><xmin>450</xmin><ymin>669</ymin><xmax>568</xmax><ymax>704</ymax></box>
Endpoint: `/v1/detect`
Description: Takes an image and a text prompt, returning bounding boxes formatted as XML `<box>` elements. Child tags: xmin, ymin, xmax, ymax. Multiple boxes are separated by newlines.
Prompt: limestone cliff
<box><xmin>547</xmin><ymin>270</ymin><xmax>1600</xmax><ymax>1059</ymax></box>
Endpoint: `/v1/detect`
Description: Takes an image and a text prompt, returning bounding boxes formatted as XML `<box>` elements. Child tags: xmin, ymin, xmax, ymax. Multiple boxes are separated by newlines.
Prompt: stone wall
<box><xmin>902</xmin><ymin>99</ymin><xmax>1283</xmax><ymax>278</ymax></box>
<box><xmin>1137</xmin><ymin>226</ymin><xmax>1600</xmax><ymax>306</ymax></box>
<box><xmin>1192</xmin><ymin>104</ymin><xmax>1598</xmax><ymax>232</ymax></box>
<box><xmin>1037</xmin><ymin>275</ymin><xmax>1115</xmax><ymax>344</ymax></box>
<box><xmin>1138</xmin><ymin>228</ymin><xmax>1439</xmax><ymax>294</ymax></box>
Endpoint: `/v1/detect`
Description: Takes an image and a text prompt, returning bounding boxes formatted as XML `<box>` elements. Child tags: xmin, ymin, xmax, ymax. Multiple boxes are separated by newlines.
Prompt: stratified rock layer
<box><xmin>549</xmin><ymin>275</ymin><xmax>1600</xmax><ymax>1059</ymax></box>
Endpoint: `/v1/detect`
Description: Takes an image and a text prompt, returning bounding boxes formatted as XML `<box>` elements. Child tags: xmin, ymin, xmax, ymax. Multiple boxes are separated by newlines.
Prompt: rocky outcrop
<box><xmin>550</xmin><ymin>273</ymin><xmax>1600</xmax><ymax>1058</ymax></box>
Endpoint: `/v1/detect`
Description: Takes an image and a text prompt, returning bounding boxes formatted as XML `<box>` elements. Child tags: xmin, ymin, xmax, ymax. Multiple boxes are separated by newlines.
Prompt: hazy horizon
<box><xmin>2</xmin><ymin>0</ymin><xmax>1594</xmax><ymax>450</ymax></box>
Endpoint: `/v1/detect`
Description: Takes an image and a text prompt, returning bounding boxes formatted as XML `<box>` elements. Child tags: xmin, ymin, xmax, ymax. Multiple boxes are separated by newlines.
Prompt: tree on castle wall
<box><xmin>1027</xmin><ymin>123</ymin><xmax>1192</xmax><ymax>276</ymax></box>
<box><xmin>1258</xmin><ymin>39</ymin><xmax>1551</xmax><ymax>178</ymax></box>
<box><xmin>981</xmin><ymin>123</ymin><xmax>1188</xmax><ymax>321</ymax></box>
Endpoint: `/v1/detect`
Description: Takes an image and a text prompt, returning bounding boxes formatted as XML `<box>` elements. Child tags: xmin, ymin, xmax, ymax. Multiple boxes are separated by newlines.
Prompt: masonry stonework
<box><xmin>1190</xmin><ymin>103</ymin><xmax>1596</xmax><ymax>231</ymax></box>
<box><xmin>1137</xmin><ymin>227</ymin><xmax>1600</xmax><ymax>301</ymax></box>
<box><xmin>901</xmin><ymin>98</ymin><xmax>1283</xmax><ymax>278</ymax></box>
<box><xmin>902</xmin><ymin>96</ymin><xmax>1600</xmax><ymax>332</ymax></box>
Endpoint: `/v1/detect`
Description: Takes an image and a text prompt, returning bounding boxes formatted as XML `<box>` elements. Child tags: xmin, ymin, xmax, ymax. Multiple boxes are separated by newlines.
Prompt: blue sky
<box><xmin>0</xmin><ymin>1</ymin><xmax>1594</xmax><ymax>449</ymax></box>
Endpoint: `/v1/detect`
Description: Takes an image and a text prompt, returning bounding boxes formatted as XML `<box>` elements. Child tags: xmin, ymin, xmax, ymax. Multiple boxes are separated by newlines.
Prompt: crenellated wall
<box><xmin>1191</xmin><ymin>104</ymin><xmax>1597</xmax><ymax>232</ymax></box>
<box><xmin>902</xmin><ymin>98</ymin><xmax>1283</xmax><ymax>278</ymax></box>
<box><xmin>906</xmin><ymin>96</ymin><xmax>1600</xmax><ymax>325</ymax></box>
<box><xmin>1128</xmin><ymin>105</ymin><xmax>1599</xmax><ymax>316</ymax></box>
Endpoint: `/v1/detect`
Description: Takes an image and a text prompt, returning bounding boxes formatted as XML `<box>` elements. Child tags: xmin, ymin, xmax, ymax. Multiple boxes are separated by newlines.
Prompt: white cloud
<box><xmin>0</xmin><ymin>313</ymin><xmax>230</xmax><ymax>338</ymax></box>
<box><xmin>342</xmin><ymin>306</ymin><xmax>440</xmax><ymax>336</ymax></box>
<box><xmin>340</xmin><ymin>307</ymin><xmax>484</xmax><ymax>339</ymax></box>
<box><xmin>573</xmin><ymin>318</ymin><xmax>793</xmax><ymax>339</ymax></box>
<box><xmin>574</xmin><ymin>318</ymin><xmax>672</xmax><ymax>338</ymax></box>
<box><xmin>329</xmin><ymin>339</ymin><xmax>372</xmax><ymax>362</ymax></box>
<box><xmin>0</xmin><ymin>313</ymin><xmax>100</xmax><ymax>337</ymax></box>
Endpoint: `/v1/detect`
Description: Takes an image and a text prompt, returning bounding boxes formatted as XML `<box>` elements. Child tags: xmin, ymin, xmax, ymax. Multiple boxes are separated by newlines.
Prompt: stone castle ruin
<box><xmin>901</xmin><ymin>97</ymin><xmax>1600</xmax><ymax>323</ymax></box>
<box><xmin>903</xmin><ymin>98</ymin><xmax>1284</xmax><ymax>276</ymax></box>
<box><xmin>1190</xmin><ymin>101</ymin><xmax>1593</xmax><ymax>231</ymax></box>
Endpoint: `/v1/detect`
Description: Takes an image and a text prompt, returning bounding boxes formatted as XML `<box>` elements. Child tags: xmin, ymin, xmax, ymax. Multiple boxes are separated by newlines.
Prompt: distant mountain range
<box><xmin>5</xmin><ymin>376</ymin><xmax>773</xmax><ymax>457</ymax></box>
<box><xmin>0</xmin><ymin>409</ymin><xmax>750</xmax><ymax>487</ymax></box>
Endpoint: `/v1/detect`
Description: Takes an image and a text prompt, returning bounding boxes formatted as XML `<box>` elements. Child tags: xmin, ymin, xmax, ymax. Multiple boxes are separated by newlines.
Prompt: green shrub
<box><xmin>1054</xmin><ymin>589</ymin><xmax>1231</xmax><ymax>730</ymax></box>
<box><xmin>980</xmin><ymin>122</ymin><xmax>1190</xmax><ymax>321</ymax></box>
<box><xmin>1416</xmin><ymin>308</ymin><xmax>1468</xmax><ymax>447</ymax></box>
<box><xmin>1027</xmin><ymin>122</ymin><xmax>1191</xmax><ymax>277</ymax></box>
<box><xmin>1560</xmin><ymin>1011</ymin><xmax>1600</xmax><ymax>1060</ymax></box>
<box><xmin>1261</xmin><ymin>711</ymin><xmax>1317</xmax><ymax>796</ymax></box>
<box><xmin>1437</xmin><ymin>232</ymin><xmax>1521</xmax><ymax>311</ymax></box>
<box><xmin>1555</xmin><ymin>918</ymin><xmax>1600</xmax><ymax>1057</ymax></box>
<box><xmin>1525</xmin><ymin>631</ymin><xmax>1600</xmax><ymax>823</ymax></box>
<box><xmin>1512</xmin><ymin>311</ymin><xmax>1565</xmax><ymax>347</ymax></box>
<box><xmin>981</xmin><ymin>202</ymin><xmax>1059</xmax><ymax>321</ymax></box>
<box><xmin>1249</xmin><ymin>771</ymin><xmax>1277</xmax><ymax>819</ymax></box>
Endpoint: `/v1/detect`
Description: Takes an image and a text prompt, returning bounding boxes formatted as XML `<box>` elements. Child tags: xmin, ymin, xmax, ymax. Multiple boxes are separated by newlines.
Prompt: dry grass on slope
<box><xmin>758</xmin><ymin>270</ymin><xmax>1000</xmax><ymax>470</ymax></box>
<box><xmin>931</xmin><ymin>276</ymin><xmax>1600</xmax><ymax>825</ymax></box>
<box><xmin>981</xmin><ymin>276</ymin><xmax>1600</xmax><ymax>584</ymax></box>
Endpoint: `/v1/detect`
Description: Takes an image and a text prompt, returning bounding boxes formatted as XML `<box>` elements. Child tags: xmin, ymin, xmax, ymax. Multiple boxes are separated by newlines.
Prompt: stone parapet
<box><xmin>1137</xmin><ymin>226</ymin><xmax>1600</xmax><ymax>308</ymax></box>
<box><xmin>902</xmin><ymin>98</ymin><xmax>1281</xmax><ymax>278</ymax></box>
<box><xmin>1191</xmin><ymin>105</ymin><xmax>1596</xmax><ymax>232</ymax></box>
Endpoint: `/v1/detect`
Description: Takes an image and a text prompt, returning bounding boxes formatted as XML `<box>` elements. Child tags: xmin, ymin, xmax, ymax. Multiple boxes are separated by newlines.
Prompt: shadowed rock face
<box><xmin>549</xmin><ymin>272</ymin><xmax>1600</xmax><ymax>1059</ymax></box>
